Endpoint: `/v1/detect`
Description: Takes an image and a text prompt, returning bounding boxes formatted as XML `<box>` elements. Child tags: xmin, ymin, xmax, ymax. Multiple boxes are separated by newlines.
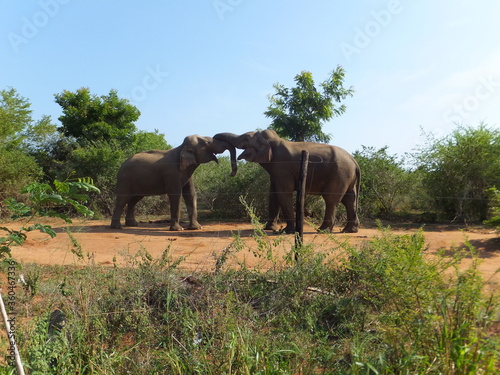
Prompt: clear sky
<box><xmin>1</xmin><ymin>0</ymin><xmax>499</xmax><ymax>155</ymax></box>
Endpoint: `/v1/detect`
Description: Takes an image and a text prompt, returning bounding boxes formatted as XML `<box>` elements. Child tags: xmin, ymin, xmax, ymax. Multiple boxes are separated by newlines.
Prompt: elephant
<box><xmin>214</xmin><ymin>129</ymin><xmax>360</xmax><ymax>234</ymax></box>
<box><xmin>110</xmin><ymin>135</ymin><xmax>237</xmax><ymax>231</ymax></box>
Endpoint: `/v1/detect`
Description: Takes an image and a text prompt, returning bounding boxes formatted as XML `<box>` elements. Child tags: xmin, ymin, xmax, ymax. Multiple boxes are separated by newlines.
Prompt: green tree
<box><xmin>0</xmin><ymin>88</ymin><xmax>44</xmax><ymax>210</ymax></box>
<box><xmin>23</xmin><ymin>114</ymin><xmax>58</xmax><ymax>152</ymax></box>
<box><xmin>265</xmin><ymin>66</ymin><xmax>354</xmax><ymax>142</ymax></box>
<box><xmin>417</xmin><ymin>124</ymin><xmax>500</xmax><ymax>222</ymax></box>
<box><xmin>0</xmin><ymin>87</ymin><xmax>32</xmax><ymax>148</ymax></box>
<box><xmin>48</xmin><ymin>88</ymin><xmax>170</xmax><ymax>216</ymax></box>
<box><xmin>354</xmin><ymin>146</ymin><xmax>419</xmax><ymax>218</ymax></box>
<box><xmin>54</xmin><ymin>88</ymin><xmax>140</xmax><ymax>146</ymax></box>
<box><xmin>134</xmin><ymin>129</ymin><xmax>171</xmax><ymax>152</ymax></box>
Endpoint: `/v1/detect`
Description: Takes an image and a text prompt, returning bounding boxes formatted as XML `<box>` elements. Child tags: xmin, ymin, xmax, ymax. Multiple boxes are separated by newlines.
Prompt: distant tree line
<box><xmin>1</xmin><ymin>82</ymin><xmax>499</xmax><ymax>226</ymax></box>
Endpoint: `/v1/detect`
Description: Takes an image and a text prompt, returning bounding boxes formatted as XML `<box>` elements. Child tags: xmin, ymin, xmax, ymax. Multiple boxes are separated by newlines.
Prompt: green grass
<box><xmin>0</xmin><ymin>224</ymin><xmax>498</xmax><ymax>374</ymax></box>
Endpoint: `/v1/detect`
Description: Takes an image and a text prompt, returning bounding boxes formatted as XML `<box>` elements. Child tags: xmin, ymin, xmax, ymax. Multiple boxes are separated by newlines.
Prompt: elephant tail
<box><xmin>355</xmin><ymin>162</ymin><xmax>361</xmax><ymax>209</ymax></box>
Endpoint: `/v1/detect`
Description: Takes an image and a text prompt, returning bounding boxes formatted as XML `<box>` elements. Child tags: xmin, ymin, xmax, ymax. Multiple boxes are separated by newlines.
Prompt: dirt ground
<box><xmin>5</xmin><ymin>218</ymin><xmax>500</xmax><ymax>291</ymax></box>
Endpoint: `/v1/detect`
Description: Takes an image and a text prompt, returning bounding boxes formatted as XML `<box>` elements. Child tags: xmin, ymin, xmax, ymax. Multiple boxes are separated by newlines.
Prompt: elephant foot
<box><xmin>317</xmin><ymin>227</ymin><xmax>333</xmax><ymax>234</ymax></box>
<box><xmin>169</xmin><ymin>223</ymin><xmax>184</xmax><ymax>231</ymax></box>
<box><xmin>264</xmin><ymin>222</ymin><xmax>281</xmax><ymax>231</ymax></box>
<box><xmin>125</xmin><ymin>218</ymin><xmax>139</xmax><ymax>227</ymax></box>
<box><xmin>110</xmin><ymin>221</ymin><xmax>123</xmax><ymax>229</ymax></box>
<box><xmin>341</xmin><ymin>226</ymin><xmax>359</xmax><ymax>233</ymax></box>
<box><xmin>187</xmin><ymin>222</ymin><xmax>202</xmax><ymax>230</ymax></box>
<box><xmin>318</xmin><ymin>223</ymin><xmax>334</xmax><ymax>233</ymax></box>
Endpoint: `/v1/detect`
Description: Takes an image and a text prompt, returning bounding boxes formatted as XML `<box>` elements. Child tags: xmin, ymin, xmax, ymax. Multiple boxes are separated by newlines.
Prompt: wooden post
<box><xmin>295</xmin><ymin>150</ymin><xmax>309</xmax><ymax>258</ymax></box>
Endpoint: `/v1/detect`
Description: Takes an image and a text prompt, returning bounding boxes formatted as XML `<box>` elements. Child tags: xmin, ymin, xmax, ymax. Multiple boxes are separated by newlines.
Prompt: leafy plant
<box><xmin>0</xmin><ymin>178</ymin><xmax>100</xmax><ymax>259</ymax></box>
<box><xmin>484</xmin><ymin>187</ymin><xmax>500</xmax><ymax>233</ymax></box>
<box><xmin>354</xmin><ymin>145</ymin><xmax>422</xmax><ymax>218</ymax></box>
<box><xmin>194</xmin><ymin>157</ymin><xmax>269</xmax><ymax>219</ymax></box>
<box><xmin>417</xmin><ymin>123</ymin><xmax>500</xmax><ymax>222</ymax></box>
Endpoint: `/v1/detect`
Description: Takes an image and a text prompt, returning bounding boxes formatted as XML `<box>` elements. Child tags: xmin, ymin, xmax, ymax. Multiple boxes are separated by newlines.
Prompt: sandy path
<box><xmin>5</xmin><ymin>219</ymin><xmax>499</xmax><ymax>290</ymax></box>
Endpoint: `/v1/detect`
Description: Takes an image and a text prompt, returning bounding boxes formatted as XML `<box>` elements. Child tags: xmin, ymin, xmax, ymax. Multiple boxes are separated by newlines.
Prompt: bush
<box><xmin>343</xmin><ymin>226</ymin><xmax>498</xmax><ymax>373</ymax></box>
<box><xmin>417</xmin><ymin>123</ymin><xmax>500</xmax><ymax>222</ymax></box>
<box><xmin>484</xmin><ymin>187</ymin><xmax>500</xmax><ymax>233</ymax></box>
<box><xmin>194</xmin><ymin>157</ymin><xmax>269</xmax><ymax>219</ymax></box>
<box><xmin>353</xmin><ymin>146</ymin><xmax>422</xmax><ymax>218</ymax></box>
<box><xmin>0</xmin><ymin>149</ymin><xmax>41</xmax><ymax>216</ymax></box>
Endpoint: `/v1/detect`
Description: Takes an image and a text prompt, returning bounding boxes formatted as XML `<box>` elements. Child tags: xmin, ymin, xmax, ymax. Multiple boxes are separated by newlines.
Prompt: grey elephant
<box><xmin>214</xmin><ymin>129</ymin><xmax>360</xmax><ymax>234</ymax></box>
<box><xmin>110</xmin><ymin>135</ymin><xmax>237</xmax><ymax>231</ymax></box>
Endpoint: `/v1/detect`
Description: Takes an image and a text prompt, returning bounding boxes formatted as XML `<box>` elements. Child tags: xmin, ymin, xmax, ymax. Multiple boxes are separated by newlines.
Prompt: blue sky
<box><xmin>1</xmin><ymin>0</ymin><xmax>499</xmax><ymax>156</ymax></box>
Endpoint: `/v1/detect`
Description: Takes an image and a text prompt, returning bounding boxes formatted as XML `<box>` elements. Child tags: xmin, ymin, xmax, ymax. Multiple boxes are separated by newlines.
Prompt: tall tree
<box><xmin>54</xmin><ymin>88</ymin><xmax>140</xmax><ymax>146</ymax></box>
<box><xmin>0</xmin><ymin>87</ymin><xmax>32</xmax><ymax>148</ymax></box>
<box><xmin>264</xmin><ymin>66</ymin><xmax>354</xmax><ymax>142</ymax></box>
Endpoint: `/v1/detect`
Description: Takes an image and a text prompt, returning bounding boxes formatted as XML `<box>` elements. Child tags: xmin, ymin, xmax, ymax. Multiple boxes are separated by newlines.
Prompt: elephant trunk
<box><xmin>214</xmin><ymin>133</ymin><xmax>245</xmax><ymax>148</ymax></box>
<box><xmin>210</xmin><ymin>137</ymin><xmax>238</xmax><ymax>176</ymax></box>
<box><xmin>227</xmin><ymin>144</ymin><xmax>237</xmax><ymax>177</ymax></box>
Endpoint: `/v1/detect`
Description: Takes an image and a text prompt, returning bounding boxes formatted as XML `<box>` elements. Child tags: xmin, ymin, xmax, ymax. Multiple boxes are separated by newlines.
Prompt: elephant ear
<box><xmin>253</xmin><ymin>144</ymin><xmax>272</xmax><ymax>163</ymax></box>
<box><xmin>251</xmin><ymin>131</ymin><xmax>272</xmax><ymax>163</ymax></box>
<box><xmin>179</xmin><ymin>147</ymin><xmax>197</xmax><ymax>171</ymax></box>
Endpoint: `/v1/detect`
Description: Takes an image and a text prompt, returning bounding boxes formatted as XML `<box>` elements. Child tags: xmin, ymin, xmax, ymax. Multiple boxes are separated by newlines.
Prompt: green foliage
<box><xmin>417</xmin><ymin>123</ymin><xmax>500</xmax><ymax>222</ymax></box>
<box><xmin>194</xmin><ymin>157</ymin><xmax>269</xmax><ymax>219</ymax></box>
<box><xmin>133</xmin><ymin>129</ymin><xmax>171</xmax><ymax>152</ymax></box>
<box><xmin>344</xmin><ymin>226</ymin><xmax>497</xmax><ymax>373</ymax></box>
<box><xmin>265</xmin><ymin>66</ymin><xmax>354</xmax><ymax>142</ymax></box>
<box><xmin>484</xmin><ymin>187</ymin><xmax>500</xmax><ymax>233</ymax></box>
<box><xmin>3</xmin><ymin>225</ymin><xmax>497</xmax><ymax>374</ymax></box>
<box><xmin>354</xmin><ymin>146</ymin><xmax>422</xmax><ymax>218</ymax></box>
<box><xmin>0</xmin><ymin>87</ymin><xmax>32</xmax><ymax>149</ymax></box>
<box><xmin>55</xmin><ymin>87</ymin><xmax>141</xmax><ymax>147</ymax></box>
<box><xmin>0</xmin><ymin>179</ymin><xmax>99</xmax><ymax>259</ymax></box>
<box><xmin>0</xmin><ymin>87</ymin><xmax>48</xmax><ymax>214</ymax></box>
<box><xmin>0</xmin><ymin>149</ymin><xmax>42</xmax><ymax>207</ymax></box>
<box><xmin>21</xmin><ymin>115</ymin><xmax>58</xmax><ymax>154</ymax></box>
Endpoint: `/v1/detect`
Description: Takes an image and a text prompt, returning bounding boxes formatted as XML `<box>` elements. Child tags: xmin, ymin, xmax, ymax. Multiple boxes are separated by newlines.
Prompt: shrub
<box><xmin>343</xmin><ymin>226</ymin><xmax>498</xmax><ymax>373</ymax></box>
<box><xmin>194</xmin><ymin>157</ymin><xmax>269</xmax><ymax>219</ymax></box>
<box><xmin>417</xmin><ymin>123</ymin><xmax>500</xmax><ymax>222</ymax></box>
<box><xmin>484</xmin><ymin>187</ymin><xmax>500</xmax><ymax>233</ymax></box>
<box><xmin>353</xmin><ymin>146</ymin><xmax>421</xmax><ymax>218</ymax></box>
<box><xmin>0</xmin><ymin>149</ymin><xmax>42</xmax><ymax>217</ymax></box>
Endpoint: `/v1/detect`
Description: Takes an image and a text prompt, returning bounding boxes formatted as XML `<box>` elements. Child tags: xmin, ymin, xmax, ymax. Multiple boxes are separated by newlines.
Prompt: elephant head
<box><xmin>213</xmin><ymin>130</ymin><xmax>277</xmax><ymax>164</ymax></box>
<box><xmin>179</xmin><ymin>135</ymin><xmax>238</xmax><ymax>176</ymax></box>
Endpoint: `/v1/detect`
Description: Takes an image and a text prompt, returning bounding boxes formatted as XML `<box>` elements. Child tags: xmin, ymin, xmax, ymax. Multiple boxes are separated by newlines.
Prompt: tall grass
<box><xmin>0</xmin><ymin>223</ymin><xmax>498</xmax><ymax>374</ymax></box>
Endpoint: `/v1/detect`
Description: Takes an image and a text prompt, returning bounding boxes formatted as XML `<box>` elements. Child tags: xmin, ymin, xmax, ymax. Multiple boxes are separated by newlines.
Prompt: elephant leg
<box><xmin>182</xmin><ymin>181</ymin><xmax>202</xmax><ymax>230</ymax></box>
<box><xmin>125</xmin><ymin>196</ymin><xmax>143</xmax><ymax>226</ymax></box>
<box><xmin>276</xmin><ymin>191</ymin><xmax>295</xmax><ymax>234</ymax></box>
<box><xmin>110</xmin><ymin>195</ymin><xmax>129</xmax><ymax>229</ymax></box>
<box><xmin>319</xmin><ymin>191</ymin><xmax>342</xmax><ymax>233</ymax></box>
<box><xmin>168</xmin><ymin>192</ymin><xmax>184</xmax><ymax>231</ymax></box>
<box><xmin>264</xmin><ymin>181</ymin><xmax>281</xmax><ymax>231</ymax></box>
<box><xmin>341</xmin><ymin>189</ymin><xmax>359</xmax><ymax>233</ymax></box>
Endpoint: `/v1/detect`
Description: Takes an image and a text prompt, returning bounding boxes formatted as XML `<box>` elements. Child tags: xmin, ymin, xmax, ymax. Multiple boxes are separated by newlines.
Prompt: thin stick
<box><xmin>0</xmin><ymin>291</ymin><xmax>26</xmax><ymax>375</ymax></box>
